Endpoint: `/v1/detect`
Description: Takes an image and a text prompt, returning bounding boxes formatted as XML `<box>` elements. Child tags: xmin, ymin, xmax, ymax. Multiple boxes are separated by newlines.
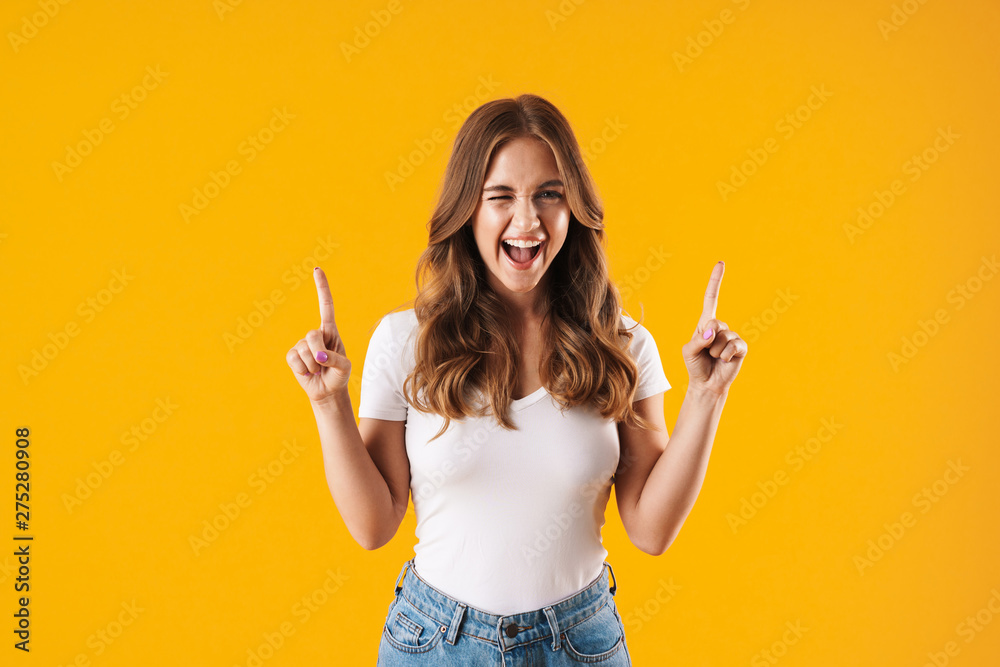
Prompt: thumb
<box><xmin>313</xmin><ymin>348</ymin><xmax>352</xmax><ymax>384</ymax></box>
<box><xmin>683</xmin><ymin>321</ymin><xmax>717</xmax><ymax>359</ymax></box>
<box><xmin>313</xmin><ymin>349</ymin><xmax>340</xmax><ymax>368</ymax></box>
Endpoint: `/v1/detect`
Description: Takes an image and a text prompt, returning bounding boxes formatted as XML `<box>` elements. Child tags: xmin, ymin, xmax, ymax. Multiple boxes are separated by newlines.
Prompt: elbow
<box><xmin>631</xmin><ymin>531</ymin><xmax>667</xmax><ymax>556</ymax></box>
<box><xmin>359</xmin><ymin>538</ymin><xmax>385</xmax><ymax>551</ymax></box>
<box><xmin>354</xmin><ymin>518</ymin><xmax>401</xmax><ymax>551</ymax></box>
<box><xmin>336</xmin><ymin>513</ymin><xmax>382</xmax><ymax>550</ymax></box>
<box><xmin>344</xmin><ymin>502</ymin><xmax>405</xmax><ymax>551</ymax></box>
<box><xmin>638</xmin><ymin>539</ymin><xmax>670</xmax><ymax>557</ymax></box>
<box><xmin>356</xmin><ymin>531</ymin><xmax>390</xmax><ymax>551</ymax></box>
<box><xmin>634</xmin><ymin>527</ymin><xmax>678</xmax><ymax>556</ymax></box>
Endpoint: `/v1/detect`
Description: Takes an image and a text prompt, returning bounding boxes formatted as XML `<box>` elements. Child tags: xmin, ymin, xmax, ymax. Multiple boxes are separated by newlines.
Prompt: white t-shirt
<box><xmin>358</xmin><ymin>308</ymin><xmax>671</xmax><ymax>615</ymax></box>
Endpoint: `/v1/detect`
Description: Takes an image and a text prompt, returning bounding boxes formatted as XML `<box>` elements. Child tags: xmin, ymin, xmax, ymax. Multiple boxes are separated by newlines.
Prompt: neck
<box><xmin>488</xmin><ymin>273</ymin><xmax>550</xmax><ymax>322</ymax></box>
<box><xmin>501</xmin><ymin>293</ymin><xmax>548</xmax><ymax>326</ymax></box>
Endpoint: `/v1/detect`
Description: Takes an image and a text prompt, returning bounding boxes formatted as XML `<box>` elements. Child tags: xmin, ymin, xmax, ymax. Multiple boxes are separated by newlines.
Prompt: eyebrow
<box><xmin>482</xmin><ymin>179</ymin><xmax>565</xmax><ymax>193</ymax></box>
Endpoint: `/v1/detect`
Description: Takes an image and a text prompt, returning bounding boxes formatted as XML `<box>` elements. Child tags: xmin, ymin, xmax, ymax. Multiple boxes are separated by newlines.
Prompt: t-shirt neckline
<box><xmin>510</xmin><ymin>386</ymin><xmax>548</xmax><ymax>411</ymax></box>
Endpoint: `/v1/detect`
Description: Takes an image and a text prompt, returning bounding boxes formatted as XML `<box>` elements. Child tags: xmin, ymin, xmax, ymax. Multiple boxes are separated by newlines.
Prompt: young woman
<box><xmin>286</xmin><ymin>94</ymin><xmax>747</xmax><ymax>665</ymax></box>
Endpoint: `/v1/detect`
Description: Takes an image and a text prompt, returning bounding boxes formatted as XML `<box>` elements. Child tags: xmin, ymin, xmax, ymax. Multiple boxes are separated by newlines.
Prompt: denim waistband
<box><xmin>390</xmin><ymin>558</ymin><xmax>618</xmax><ymax>652</ymax></box>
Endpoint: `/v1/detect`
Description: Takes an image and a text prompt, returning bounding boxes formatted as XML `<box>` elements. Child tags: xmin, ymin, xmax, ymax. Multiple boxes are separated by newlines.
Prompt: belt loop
<box><xmin>445</xmin><ymin>602</ymin><xmax>467</xmax><ymax>645</ymax></box>
<box><xmin>542</xmin><ymin>606</ymin><xmax>561</xmax><ymax>650</ymax></box>
<box><xmin>393</xmin><ymin>560</ymin><xmax>411</xmax><ymax>596</ymax></box>
<box><xmin>606</xmin><ymin>562</ymin><xmax>617</xmax><ymax>596</ymax></box>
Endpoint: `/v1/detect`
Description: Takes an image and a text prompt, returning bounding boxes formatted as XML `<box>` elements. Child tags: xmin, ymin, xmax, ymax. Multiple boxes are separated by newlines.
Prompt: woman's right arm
<box><xmin>310</xmin><ymin>394</ymin><xmax>408</xmax><ymax>550</ymax></box>
<box><xmin>286</xmin><ymin>268</ymin><xmax>409</xmax><ymax>550</ymax></box>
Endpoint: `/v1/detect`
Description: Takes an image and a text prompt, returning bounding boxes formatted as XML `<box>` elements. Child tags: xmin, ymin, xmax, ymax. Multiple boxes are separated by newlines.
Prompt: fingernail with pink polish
<box><xmin>316</xmin><ymin>351</ymin><xmax>328</xmax><ymax>363</ymax></box>
<box><xmin>703</xmin><ymin>329</ymin><xmax>713</xmax><ymax>340</ymax></box>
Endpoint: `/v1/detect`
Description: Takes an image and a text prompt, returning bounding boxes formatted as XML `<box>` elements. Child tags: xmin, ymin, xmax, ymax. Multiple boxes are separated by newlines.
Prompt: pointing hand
<box><xmin>680</xmin><ymin>261</ymin><xmax>748</xmax><ymax>395</ymax></box>
<box><xmin>285</xmin><ymin>267</ymin><xmax>352</xmax><ymax>405</ymax></box>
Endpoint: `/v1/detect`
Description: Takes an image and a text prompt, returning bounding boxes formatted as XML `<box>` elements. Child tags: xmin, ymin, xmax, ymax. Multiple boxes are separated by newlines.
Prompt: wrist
<box><xmin>311</xmin><ymin>389</ymin><xmax>352</xmax><ymax>415</ymax></box>
<box><xmin>686</xmin><ymin>384</ymin><xmax>728</xmax><ymax>405</ymax></box>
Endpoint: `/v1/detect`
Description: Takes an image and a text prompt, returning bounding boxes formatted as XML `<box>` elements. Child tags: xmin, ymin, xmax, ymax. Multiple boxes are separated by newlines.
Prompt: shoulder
<box><xmin>619</xmin><ymin>310</ymin><xmax>656</xmax><ymax>347</ymax></box>
<box><xmin>618</xmin><ymin>309</ymin><xmax>672</xmax><ymax>396</ymax></box>
<box><xmin>377</xmin><ymin>308</ymin><xmax>418</xmax><ymax>334</ymax></box>
<box><xmin>367</xmin><ymin>308</ymin><xmax>419</xmax><ymax>365</ymax></box>
<box><xmin>619</xmin><ymin>310</ymin><xmax>639</xmax><ymax>328</ymax></box>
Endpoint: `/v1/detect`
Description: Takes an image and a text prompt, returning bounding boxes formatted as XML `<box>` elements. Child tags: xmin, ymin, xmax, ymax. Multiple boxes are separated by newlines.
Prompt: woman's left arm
<box><xmin>615</xmin><ymin>261</ymin><xmax>748</xmax><ymax>555</ymax></box>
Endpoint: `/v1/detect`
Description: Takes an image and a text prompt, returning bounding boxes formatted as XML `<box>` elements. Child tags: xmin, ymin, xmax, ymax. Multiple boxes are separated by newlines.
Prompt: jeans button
<box><xmin>505</xmin><ymin>623</ymin><xmax>519</xmax><ymax>638</ymax></box>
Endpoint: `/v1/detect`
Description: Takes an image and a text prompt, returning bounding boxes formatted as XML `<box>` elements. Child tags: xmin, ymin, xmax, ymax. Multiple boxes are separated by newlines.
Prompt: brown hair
<box><xmin>387</xmin><ymin>93</ymin><xmax>658</xmax><ymax>441</ymax></box>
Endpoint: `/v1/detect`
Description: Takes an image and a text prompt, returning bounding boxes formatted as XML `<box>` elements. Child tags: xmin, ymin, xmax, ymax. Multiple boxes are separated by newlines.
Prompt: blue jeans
<box><xmin>377</xmin><ymin>558</ymin><xmax>632</xmax><ymax>665</ymax></box>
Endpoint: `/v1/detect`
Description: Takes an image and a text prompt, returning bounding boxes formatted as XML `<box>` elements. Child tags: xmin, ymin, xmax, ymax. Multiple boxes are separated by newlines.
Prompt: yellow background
<box><xmin>2</xmin><ymin>0</ymin><xmax>999</xmax><ymax>664</ymax></box>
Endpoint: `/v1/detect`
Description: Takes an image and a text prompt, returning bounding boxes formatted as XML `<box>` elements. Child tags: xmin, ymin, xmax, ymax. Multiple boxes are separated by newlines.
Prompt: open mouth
<box><xmin>501</xmin><ymin>240</ymin><xmax>543</xmax><ymax>268</ymax></box>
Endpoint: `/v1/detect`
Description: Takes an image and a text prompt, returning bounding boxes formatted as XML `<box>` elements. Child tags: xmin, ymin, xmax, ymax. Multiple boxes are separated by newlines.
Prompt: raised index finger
<box><xmin>313</xmin><ymin>267</ymin><xmax>338</xmax><ymax>339</ymax></box>
<box><xmin>700</xmin><ymin>261</ymin><xmax>725</xmax><ymax>323</ymax></box>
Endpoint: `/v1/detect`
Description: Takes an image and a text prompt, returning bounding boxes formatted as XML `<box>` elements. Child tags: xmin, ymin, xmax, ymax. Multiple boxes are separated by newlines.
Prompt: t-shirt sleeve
<box><xmin>357</xmin><ymin>314</ymin><xmax>410</xmax><ymax>421</ymax></box>
<box><xmin>623</xmin><ymin>316</ymin><xmax>672</xmax><ymax>401</ymax></box>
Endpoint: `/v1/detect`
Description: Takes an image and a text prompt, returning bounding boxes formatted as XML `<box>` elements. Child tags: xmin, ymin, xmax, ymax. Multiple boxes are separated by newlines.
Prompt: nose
<box><xmin>510</xmin><ymin>196</ymin><xmax>541</xmax><ymax>233</ymax></box>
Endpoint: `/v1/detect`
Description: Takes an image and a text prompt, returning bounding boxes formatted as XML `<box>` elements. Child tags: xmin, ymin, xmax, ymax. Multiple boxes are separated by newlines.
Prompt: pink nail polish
<box><xmin>316</xmin><ymin>351</ymin><xmax>328</xmax><ymax>363</ymax></box>
<box><xmin>703</xmin><ymin>329</ymin><xmax>713</xmax><ymax>340</ymax></box>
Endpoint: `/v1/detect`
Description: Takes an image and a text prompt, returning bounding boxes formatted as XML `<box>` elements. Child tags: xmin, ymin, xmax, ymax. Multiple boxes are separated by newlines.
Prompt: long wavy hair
<box><xmin>389</xmin><ymin>93</ymin><xmax>659</xmax><ymax>441</ymax></box>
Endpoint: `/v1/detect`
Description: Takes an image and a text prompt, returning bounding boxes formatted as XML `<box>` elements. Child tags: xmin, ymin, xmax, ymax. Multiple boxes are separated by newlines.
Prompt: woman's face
<box><xmin>470</xmin><ymin>136</ymin><xmax>570</xmax><ymax>307</ymax></box>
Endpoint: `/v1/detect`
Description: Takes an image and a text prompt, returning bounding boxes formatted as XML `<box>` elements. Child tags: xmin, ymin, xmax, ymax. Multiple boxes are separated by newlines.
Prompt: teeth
<box><xmin>503</xmin><ymin>239</ymin><xmax>542</xmax><ymax>248</ymax></box>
